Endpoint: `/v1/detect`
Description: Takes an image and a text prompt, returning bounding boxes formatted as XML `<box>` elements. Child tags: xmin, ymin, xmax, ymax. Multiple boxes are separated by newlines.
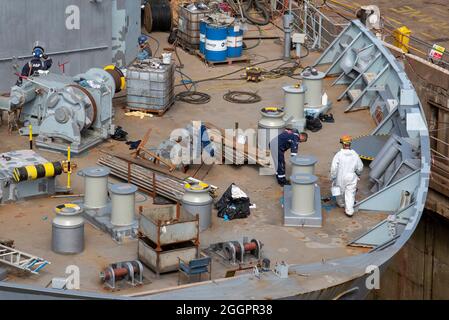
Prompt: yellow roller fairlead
<box><xmin>104</xmin><ymin>64</ymin><xmax>126</xmax><ymax>91</ymax></box>
<box><xmin>25</xmin><ymin>165</ymin><xmax>38</xmax><ymax>180</ymax></box>
<box><xmin>12</xmin><ymin>161</ymin><xmax>64</xmax><ymax>183</ymax></box>
<box><xmin>43</xmin><ymin>162</ymin><xmax>55</xmax><ymax>177</ymax></box>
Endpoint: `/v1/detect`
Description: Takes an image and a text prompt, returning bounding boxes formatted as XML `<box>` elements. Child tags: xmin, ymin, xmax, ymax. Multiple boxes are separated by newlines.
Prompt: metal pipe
<box><xmin>369</xmin><ymin>144</ymin><xmax>400</xmax><ymax>181</ymax></box>
<box><xmin>369</xmin><ymin>135</ymin><xmax>398</xmax><ymax>169</ymax></box>
<box><xmin>303</xmin><ymin>0</ymin><xmax>308</xmax><ymax>34</ymax></box>
<box><xmin>318</xmin><ymin>14</ymin><xmax>322</xmax><ymax>49</ymax></box>
<box><xmin>106</xmin><ymin>167</ymin><xmax>182</xmax><ymax>195</ymax></box>
<box><xmin>283</xmin><ymin>14</ymin><xmax>293</xmax><ymax>59</ymax></box>
<box><xmin>97</xmin><ymin>157</ymin><xmax>186</xmax><ymax>201</ymax></box>
<box><xmin>0</xmin><ymin>45</ymin><xmax>109</xmax><ymax>62</ymax></box>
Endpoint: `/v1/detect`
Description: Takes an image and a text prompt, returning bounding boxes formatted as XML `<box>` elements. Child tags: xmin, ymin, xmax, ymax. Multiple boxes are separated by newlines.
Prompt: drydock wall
<box><xmin>369</xmin><ymin>210</ymin><xmax>449</xmax><ymax>299</ymax></box>
<box><xmin>0</xmin><ymin>0</ymin><xmax>140</xmax><ymax>93</ymax></box>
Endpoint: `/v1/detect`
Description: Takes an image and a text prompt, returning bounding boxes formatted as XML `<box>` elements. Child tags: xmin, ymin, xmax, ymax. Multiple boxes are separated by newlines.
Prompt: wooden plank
<box><xmin>430</xmin><ymin>179</ymin><xmax>449</xmax><ymax>198</ymax></box>
<box><xmin>129</xmin><ymin>128</ymin><xmax>176</xmax><ymax>172</ymax></box>
<box><xmin>195</xmin><ymin>50</ymin><xmax>251</xmax><ymax>66</ymax></box>
<box><xmin>134</xmin><ymin>128</ymin><xmax>152</xmax><ymax>159</ymax></box>
<box><xmin>138</xmin><ymin>149</ymin><xmax>177</xmax><ymax>172</ymax></box>
<box><xmin>125</xmin><ymin>106</ymin><xmax>169</xmax><ymax>117</ymax></box>
<box><xmin>176</xmin><ymin>37</ymin><xmax>197</xmax><ymax>54</ymax></box>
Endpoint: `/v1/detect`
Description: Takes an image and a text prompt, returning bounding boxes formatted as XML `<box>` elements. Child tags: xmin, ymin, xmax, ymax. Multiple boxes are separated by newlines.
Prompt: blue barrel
<box><xmin>200</xmin><ymin>20</ymin><xmax>207</xmax><ymax>54</ymax></box>
<box><xmin>205</xmin><ymin>24</ymin><xmax>228</xmax><ymax>62</ymax></box>
<box><xmin>227</xmin><ymin>24</ymin><xmax>243</xmax><ymax>58</ymax></box>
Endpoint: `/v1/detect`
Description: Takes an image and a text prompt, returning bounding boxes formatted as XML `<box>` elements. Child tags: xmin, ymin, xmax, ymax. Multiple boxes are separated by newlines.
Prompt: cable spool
<box><xmin>13</xmin><ymin>162</ymin><xmax>63</xmax><ymax>183</ymax></box>
<box><xmin>144</xmin><ymin>0</ymin><xmax>172</xmax><ymax>33</ymax></box>
<box><xmin>104</xmin><ymin>65</ymin><xmax>126</xmax><ymax>93</ymax></box>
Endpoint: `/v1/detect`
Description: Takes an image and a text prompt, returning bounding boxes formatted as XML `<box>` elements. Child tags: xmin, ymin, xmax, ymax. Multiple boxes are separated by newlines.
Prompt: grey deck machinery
<box><xmin>0</xmin><ymin>65</ymin><xmax>125</xmax><ymax>154</ymax></box>
<box><xmin>283</xmin><ymin>155</ymin><xmax>322</xmax><ymax>227</ymax></box>
<box><xmin>0</xmin><ymin>149</ymin><xmax>66</xmax><ymax>203</ymax></box>
<box><xmin>76</xmin><ymin>166</ymin><xmax>139</xmax><ymax>243</ymax></box>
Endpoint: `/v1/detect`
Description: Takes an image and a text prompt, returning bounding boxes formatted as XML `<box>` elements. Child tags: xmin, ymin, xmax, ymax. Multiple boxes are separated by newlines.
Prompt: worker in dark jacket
<box><xmin>17</xmin><ymin>44</ymin><xmax>52</xmax><ymax>85</ymax></box>
<box><xmin>271</xmin><ymin>128</ymin><xmax>308</xmax><ymax>186</ymax></box>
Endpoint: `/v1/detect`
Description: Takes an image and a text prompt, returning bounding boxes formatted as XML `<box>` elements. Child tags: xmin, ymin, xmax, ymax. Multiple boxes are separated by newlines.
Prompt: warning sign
<box><xmin>429</xmin><ymin>44</ymin><xmax>446</xmax><ymax>60</ymax></box>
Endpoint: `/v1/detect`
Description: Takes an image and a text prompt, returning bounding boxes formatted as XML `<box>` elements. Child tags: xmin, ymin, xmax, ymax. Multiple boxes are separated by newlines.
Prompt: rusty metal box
<box><xmin>138</xmin><ymin>205</ymin><xmax>199</xmax><ymax>246</ymax></box>
<box><xmin>138</xmin><ymin>237</ymin><xmax>198</xmax><ymax>275</ymax></box>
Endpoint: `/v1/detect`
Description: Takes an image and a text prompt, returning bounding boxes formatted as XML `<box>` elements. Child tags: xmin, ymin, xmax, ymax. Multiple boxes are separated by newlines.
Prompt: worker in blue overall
<box><xmin>271</xmin><ymin>128</ymin><xmax>308</xmax><ymax>186</ymax></box>
<box><xmin>137</xmin><ymin>35</ymin><xmax>152</xmax><ymax>61</ymax></box>
<box><xmin>17</xmin><ymin>44</ymin><xmax>52</xmax><ymax>85</ymax></box>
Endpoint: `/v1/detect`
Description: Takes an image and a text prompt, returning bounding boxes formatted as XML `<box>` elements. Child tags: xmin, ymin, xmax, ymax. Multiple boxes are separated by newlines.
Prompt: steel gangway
<box><xmin>0</xmin><ymin>244</ymin><xmax>50</xmax><ymax>274</ymax></box>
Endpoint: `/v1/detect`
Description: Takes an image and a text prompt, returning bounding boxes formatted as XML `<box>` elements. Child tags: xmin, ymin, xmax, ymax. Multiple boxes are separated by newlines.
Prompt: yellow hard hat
<box><xmin>340</xmin><ymin>135</ymin><xmax>352</xmax><ymax>144</ymax></box>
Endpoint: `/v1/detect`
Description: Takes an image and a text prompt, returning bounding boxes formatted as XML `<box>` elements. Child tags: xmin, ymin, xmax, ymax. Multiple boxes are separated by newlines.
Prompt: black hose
<box><xmin>223</xmin><ymin>91</ymin><xmax>262</xmax><ymax>104</ymax></box>
<box><xmin>243</xmin><ymin>25</ymin><xmax>263</xmax><ymax>51</ymax></box>
<box><xmin>174</xmin><ymin>58</ymin><xmax>293</xmax><ymax>104</ymax></box>
<box><xmin>144</xmin><ymin>0</ymin><xmax>172</xmax><ymax>32</ymax></box>
<box><xmin>141</xmin><ymin>31</ymin><xmax>160</xmax><ymax>57</ymax></box>
<box><xmin>180</xmin><ymin>58</ymin><xmax>285</xmax><ymax>87</ymax></box>
<box><xmin>176</xmin><ymin>91</ymin><xmax>211</xmax><ymax>104</ymax></box>
<box><xmin>242</xmin><ymin>0</ymin><xmax>270</xmax><ymax>26</ymax></box>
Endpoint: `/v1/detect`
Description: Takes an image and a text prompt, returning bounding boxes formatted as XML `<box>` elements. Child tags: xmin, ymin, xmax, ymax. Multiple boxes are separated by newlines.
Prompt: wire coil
<box><xmin>223</xmin><ymin>91</ymin><xmax>262</xmax><ymax>104</ymax></box>
<box><xmin>176</xmin><ymin>91</ymin><xmax>211</xmax><ymax>104</ymax></box>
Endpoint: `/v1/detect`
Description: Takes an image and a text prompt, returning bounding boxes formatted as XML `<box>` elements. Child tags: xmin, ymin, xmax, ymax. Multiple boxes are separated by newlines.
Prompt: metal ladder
<box><xmin>0</xmin><ymin>244</ymin><xmax>50</xmax><ymax>274</ymax></box>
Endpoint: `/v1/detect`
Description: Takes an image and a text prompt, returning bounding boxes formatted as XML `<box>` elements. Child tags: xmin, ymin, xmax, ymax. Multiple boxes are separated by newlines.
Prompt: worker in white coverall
<box><xmin>330</xmin><ymin>135</ymin><xmax>364</xmax><ymax>217</ymax></box>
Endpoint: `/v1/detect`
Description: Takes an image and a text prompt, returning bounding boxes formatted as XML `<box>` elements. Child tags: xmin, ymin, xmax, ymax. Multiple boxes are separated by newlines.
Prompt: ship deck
<box><xmin>0</xmin><ymin>28</ymin><xmax>388</xmax><ymax>296</ymax></box>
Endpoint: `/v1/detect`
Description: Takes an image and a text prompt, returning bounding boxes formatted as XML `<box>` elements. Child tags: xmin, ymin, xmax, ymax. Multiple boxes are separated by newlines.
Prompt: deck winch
<box><xmin>1</xmin><ymin>65</ymin><xmax>125</xmax><ymax>154</ymax></box>
<box><xmin>100</xmin><ymin>260</ymin><xmax>144</xmax><ymax>290</ymax></box>
<box><xmin>214</xmin><ymin>238</ymin><xmax>263</xmax><ymax>265</ymax></box>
